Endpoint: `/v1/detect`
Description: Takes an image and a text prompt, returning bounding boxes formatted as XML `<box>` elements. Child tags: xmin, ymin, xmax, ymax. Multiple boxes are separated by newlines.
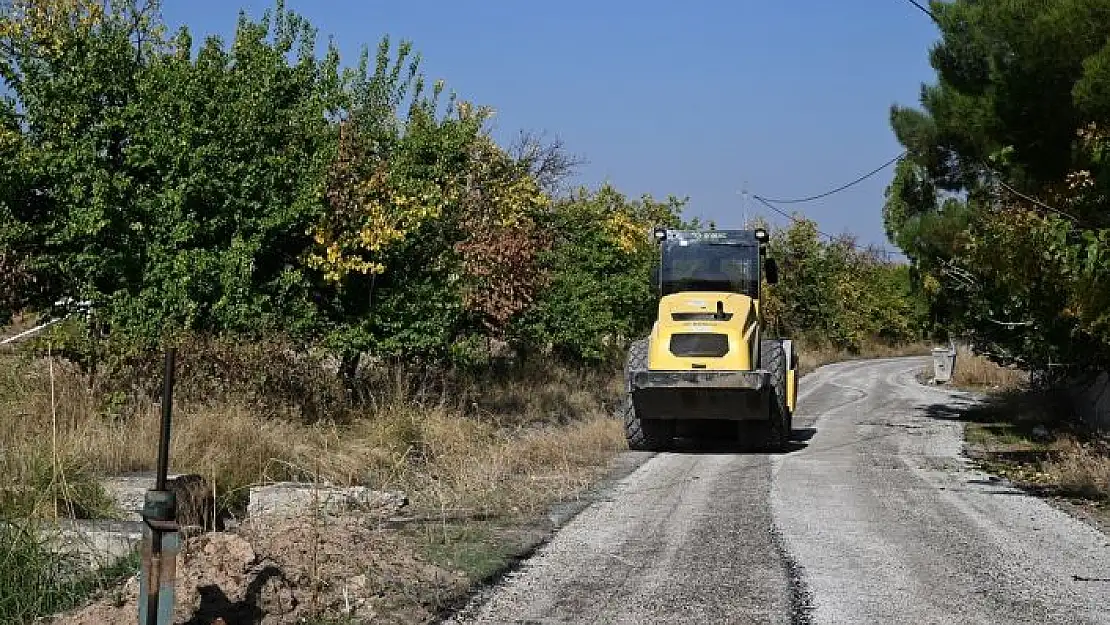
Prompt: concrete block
<box><xmin>247</xmin><ymin>482</ymin><xmax>407</xmax><ymax>518</ymax></box>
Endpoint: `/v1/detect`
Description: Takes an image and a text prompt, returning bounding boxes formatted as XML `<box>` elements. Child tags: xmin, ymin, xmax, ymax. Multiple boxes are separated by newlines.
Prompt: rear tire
<box><xmin>760</xmin><ymin>339</ymin><xmax>790</xmax><ymax>451</ymax></box>
<box><xmin>621</xmin><ymin>396</ymin><xmax>672</xmax><ymax>452</ymax></box>
<box><xmin>624</xmin><ymin>339</ymin><xmax>648</xmax><ymax>392</ymax></box>
<box><xmin>622</xmin><ymin>339</ymin><xmax>671</xmax><ymax>452</ymax></box>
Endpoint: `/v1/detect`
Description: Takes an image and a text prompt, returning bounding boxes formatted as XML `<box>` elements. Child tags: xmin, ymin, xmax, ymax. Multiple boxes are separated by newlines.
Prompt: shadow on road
<box><xmin>793</xmin><ymin>426</ymin><xmax>818</xmax><ymax>442</ymax></box>
<box><xmin>919</xmin><ymin>388</ymin><xmax>1066</xmax><ymax>427</ymax></box>
<box><xmin>920</xmin><ymin>401</ymin><xmax>997</xmax><ymax>423</ymax></box>
<box><xmin>663</xmin><ymin>424</ymin><xmax>817</xmax><ymax>455</ymax></box>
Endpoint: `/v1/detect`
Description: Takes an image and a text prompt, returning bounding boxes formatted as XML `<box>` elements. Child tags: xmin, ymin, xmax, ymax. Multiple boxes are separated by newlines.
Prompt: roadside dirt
<box><xmin>47</xmin><ymin>451</ymin><xmax>650</xmax><ymax>625</ymax></box>
<box><xmin>50</xmin><ymin>515</ymin><xmax>468</xmax><ymax>625</ymax></box>
<box><xmin>964</xmin><ymin>434</ymin><xmax>1110</xmax><ymax>537</ymax></box>
<box><xmin>51</xmin><ymin>356</ymin><xmax>1110</xmax><ymax>624</ymax></box>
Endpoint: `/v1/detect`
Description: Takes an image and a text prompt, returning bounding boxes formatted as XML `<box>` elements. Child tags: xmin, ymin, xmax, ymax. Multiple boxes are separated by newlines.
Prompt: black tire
<box><xmin>760</xmin><ymin>339</ymin><xmax>790</xmax><ymax>451</ymax></box>
<box><xmin>624</xmin><ymin>339</ymin><xmax>648</xmax><ymax>392</ymax></box>
<box><xmin>622</xmin><ymin>339</ymin><xmax>671</xmax><ymax>451</ymax></box>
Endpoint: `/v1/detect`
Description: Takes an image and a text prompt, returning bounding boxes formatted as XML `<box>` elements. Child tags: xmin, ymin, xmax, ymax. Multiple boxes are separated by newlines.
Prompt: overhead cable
<box><xmin>752</xmin><ymin>194</ymin><xmax>838</xmax><ymax>240</ymax></box>
<box><xmin>753</xmin><ymin>152</ymin><xmax>906</xmax><ymax>205</ymax></box>
<box><xmin>753</xmin><ymin>194</ymin><xmax>901</xmax><ymax>258</ymax></box>
<box><xmin>992</xmin><ymin>179</ymin><xmax>1080</xmax><ymax>224</ymax></box>
<box><xmin>902</xmin><ymin>0</ymin><xmax>940</xmax><ymax>23</ymax></box>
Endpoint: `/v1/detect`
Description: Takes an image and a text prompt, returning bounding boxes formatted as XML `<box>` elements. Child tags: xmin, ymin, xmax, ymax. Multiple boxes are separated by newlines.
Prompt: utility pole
<box><xmin>737</xmin><ymin>183</ymin><xmax>750</xmax><ymax>228</ymax></box>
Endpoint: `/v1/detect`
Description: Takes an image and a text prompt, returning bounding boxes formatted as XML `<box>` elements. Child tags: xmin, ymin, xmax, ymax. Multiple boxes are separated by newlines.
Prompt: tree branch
<box><xmin>508</xmin><ymin>129</ymin><xmax>586</xmax><ymax>197</ymax></box>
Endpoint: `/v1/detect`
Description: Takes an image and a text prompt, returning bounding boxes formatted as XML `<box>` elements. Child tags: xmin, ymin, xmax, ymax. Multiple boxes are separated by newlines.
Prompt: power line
<box><xmin>752</xmin><ymin>195</ymin><xmax>903</xmax><ymax>259</ymax></box>
<box><xmin>752</xmin><ymin>194</ymin><xmax>838</xmax><ymax>239</ymax></box>
<box><xmin>993</xmin><ymin>178</ymin><xmax>1080</xmax><ymax>224</ymax></box>
<box><xmin>753</xmin><ymin>152</ymin><xmax>906</xmax><ymax>204</ymax></box>
<box><xmin>902</xmin><ymin>0</ymin><xmax>939</xmax><ymax>23</ymax></box>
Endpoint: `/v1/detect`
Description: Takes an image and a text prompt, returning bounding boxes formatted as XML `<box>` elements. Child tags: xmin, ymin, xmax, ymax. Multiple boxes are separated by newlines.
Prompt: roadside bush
<box><xmin>763</xmin><ymin>218</ymin><xmax>929</xmax><ymax>352</ymax></box>
<box><xmin>0</xmin><ymin>521</ymin><xmax>138</xmax><ymax>624</ymax></box>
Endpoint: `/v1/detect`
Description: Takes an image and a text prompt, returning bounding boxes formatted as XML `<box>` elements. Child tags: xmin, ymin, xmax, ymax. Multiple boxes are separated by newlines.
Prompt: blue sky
<box><xmin>161</xmin><ymin>1</ymin><xmax>940</xmax><ymax>252</ymax></box>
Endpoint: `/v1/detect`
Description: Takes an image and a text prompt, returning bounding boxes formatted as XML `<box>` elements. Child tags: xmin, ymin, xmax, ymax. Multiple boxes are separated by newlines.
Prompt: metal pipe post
<box><xmin>139</xmin><ymin>347</ymin><xmax>180</xmax><ymax>625</ymax></box>
<box><xmin>156</xmin><ymin>348</ymin><xmax>176</xmax><ymax>491</ymax></box>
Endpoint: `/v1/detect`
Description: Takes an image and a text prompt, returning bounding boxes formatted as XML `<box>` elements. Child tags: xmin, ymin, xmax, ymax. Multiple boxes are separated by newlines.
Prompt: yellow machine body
<box><xmin>648</xmin><ymin>292</ymin><xmax>758</xmax><ymax>371</ymax></box>
<box><xmin>644</xmin><ymin>292</ymin><xmax>796</xmax><ymax>415</ymax></box>
<box><xmin>787</xmin><ymin>364</ymin><xmax>796</xmax><ymax>415</ymax></box>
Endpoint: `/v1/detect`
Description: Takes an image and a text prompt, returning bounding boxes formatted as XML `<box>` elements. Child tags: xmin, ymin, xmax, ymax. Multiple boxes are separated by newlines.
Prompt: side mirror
<box><xmin>764</xmin><ymin>258</ymin><xmax>779</xmax><ymax>285</ymax></box>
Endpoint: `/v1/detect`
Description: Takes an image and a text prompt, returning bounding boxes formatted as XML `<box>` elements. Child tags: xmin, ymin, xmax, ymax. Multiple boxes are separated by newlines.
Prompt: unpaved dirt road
<box><xmin>444</xmin><ymin>358</ymin><xmax>1110</xmax><ymax>625</ymax></box>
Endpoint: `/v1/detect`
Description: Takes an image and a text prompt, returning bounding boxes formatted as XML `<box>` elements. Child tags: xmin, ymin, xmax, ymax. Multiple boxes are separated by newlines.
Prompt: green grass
<box><xmin>0</xmin><ymin>454</ymin><xmax>117</xmax><ymax>521</ymax></box>
<box><xmin>0</xmin><ymin>521</ymin><xmax>139</xmax><ymax>624</ymax></box>
<box><xmin>412</xmin><ymin>522</ymin><xmax>525</xmax><ymax>584</ymax></box>
<box><xmin>965</xmin><ymin>422</ymin><xmax>1043</xmax><ymax>448</ymax></box>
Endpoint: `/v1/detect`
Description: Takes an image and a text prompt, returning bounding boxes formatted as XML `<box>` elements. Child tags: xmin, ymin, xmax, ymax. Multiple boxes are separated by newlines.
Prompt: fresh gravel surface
<box><xmin>444</xmin><ymin>358</ymin><xmax>1110</xmax><ymax>625</ymax></box>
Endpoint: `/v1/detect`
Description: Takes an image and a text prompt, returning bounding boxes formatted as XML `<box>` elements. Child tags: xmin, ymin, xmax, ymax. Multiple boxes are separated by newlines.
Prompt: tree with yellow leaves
<box><xmin>511</xmin><ymin>184</ymin><xmax>695</xmax><ymax>362</ymax></box>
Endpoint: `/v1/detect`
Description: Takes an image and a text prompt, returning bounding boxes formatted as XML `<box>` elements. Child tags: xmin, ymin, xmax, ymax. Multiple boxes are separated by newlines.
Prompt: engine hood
<box><xmin>649</xmin><ymin>292</ymin><xmax>760</xmax><ymax>371</ymax></box>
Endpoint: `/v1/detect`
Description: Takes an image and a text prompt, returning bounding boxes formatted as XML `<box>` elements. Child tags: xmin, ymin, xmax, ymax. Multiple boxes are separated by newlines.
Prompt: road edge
<box><xmin>433</xmin><ymin>450</ymin><xmax>657</xmax><ymax>623</ymax></box>
<box><xmin>909</xmin><ymin>368</ymin><xmax>1110</xmax><ymax>540</ymax></box>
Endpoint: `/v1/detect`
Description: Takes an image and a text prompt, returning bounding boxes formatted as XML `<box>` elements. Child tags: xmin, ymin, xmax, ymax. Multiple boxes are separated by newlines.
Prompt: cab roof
<box><xmin>660</xmin><ymin>229</ymin><xmax>760</xmax><ymax>244</ymax></box>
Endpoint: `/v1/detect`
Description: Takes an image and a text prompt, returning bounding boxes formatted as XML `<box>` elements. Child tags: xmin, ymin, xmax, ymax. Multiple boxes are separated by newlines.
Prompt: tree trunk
<box><xmin>339</xmin><ymin>352</ymin><xmax>360</xmax><ymax>403</ymax></box>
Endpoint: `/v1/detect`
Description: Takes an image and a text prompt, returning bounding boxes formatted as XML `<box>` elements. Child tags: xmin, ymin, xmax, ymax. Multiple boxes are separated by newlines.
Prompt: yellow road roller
<box><xmin>620</xmin><ymin>227</ymin><xmax>798</xmax><ymax>451</ymax></box>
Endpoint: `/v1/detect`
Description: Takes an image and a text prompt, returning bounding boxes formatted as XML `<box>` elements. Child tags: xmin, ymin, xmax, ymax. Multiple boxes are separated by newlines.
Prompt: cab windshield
<box><xmin>659</xmin><ymin>240</ymin><xmax>761</xmax><ymax>297</ymax></box>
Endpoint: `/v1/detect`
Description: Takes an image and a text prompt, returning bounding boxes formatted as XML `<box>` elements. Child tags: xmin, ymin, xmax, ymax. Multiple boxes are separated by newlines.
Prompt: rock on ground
<box><xmin>50</xmin><ymin>514</ymin><xmax>466</xmax><ymax>625</ymax></box>
<box><xmin>246</xmin><ymin>482</ymin><xmax>407</xmax><ymax>519</ymax></box>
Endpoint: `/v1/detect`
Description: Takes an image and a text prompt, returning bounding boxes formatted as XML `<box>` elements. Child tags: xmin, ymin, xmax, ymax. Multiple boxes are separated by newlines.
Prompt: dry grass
<box><xmin>949</xmin><ymin>345</ymin><xmax>1029</xmax><ymax>391</ymax></box>
<box><xmin>971</xmin><ymin>427</ymin><xmax>1110</xmax><ymax>504</ymax></box>
<box><xmin>961</xmin><ymin>390</ymin><xmax>1109</xmax><ymax>518</ymax></box>
<box><xmin>0</xmin><ymin>312</ymin><xmax>38</xmax><ymax>339</ymax></box>
<box><xmin>2</xmin><ymin>339</ymin><xmax>628</xmax><ymax>623</ymax></box>
<box><xmin>1043</xmin><ymin>437</ymin><xmax>1110</xmax><ymax>500</ymax></box>
<box><xmin>0</xmin><ymin>348</ymin><xmax>625</xmax><ymax>522</ymax></box>
<box><xmin>796</xmin><ymin>340</ymin><xmax>932</xmax><ymax>377</ymax></box>
<box><xmin>0</xmin><ymin>334</ymin><xmax>941</xmax><ymax>521</ymax></box>
<box><xmin>3</xmin><ymin>332</ymin><xmax>943</xmax><ymax>623</ymax></box>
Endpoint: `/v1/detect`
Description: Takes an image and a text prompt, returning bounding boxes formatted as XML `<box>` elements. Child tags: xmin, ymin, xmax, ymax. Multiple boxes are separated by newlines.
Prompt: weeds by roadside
<box><xmin>919</xmin><ymin>344</ymin><xmax>1110</xmax><ymax>532</ymax></box>
<box><xmin>1044</xmin><ymin>437</ymin><xmax>1110</xmax><ymax>500</ymax></box>
<box><xmin>957</xmin><ymin>390</ymin><xmax>1110</xmax><ymax>528</ymax></box>
<box><xmin>0</xmin><ymin>342</ymin><xmax>625</xmax><ymax>521</ymax></box>
<box><xmin>0</xmin><ymin>521</ymin><xmax>138</xmax><ymax>625</ymax></box>
<box><xmin>947</xmin><ymin>345</ymin><xmax>1029</xmax><ymax>391</ymax></box>
<box><xmin>797</xmin><ymin>340</ymin><xmax>932</xmax><ymax>377</ymax></box>
<box><xmin>925</xmin><ymin>345</ymin><xmax>1105</xmax><ymax>508</ymax></box>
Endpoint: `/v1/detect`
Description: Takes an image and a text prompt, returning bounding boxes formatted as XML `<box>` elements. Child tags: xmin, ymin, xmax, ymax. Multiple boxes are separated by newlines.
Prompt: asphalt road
<box><xmin>444</xmin><ymin>358</ymin><xmax>1110</xmax><ymax>625</ymax></box>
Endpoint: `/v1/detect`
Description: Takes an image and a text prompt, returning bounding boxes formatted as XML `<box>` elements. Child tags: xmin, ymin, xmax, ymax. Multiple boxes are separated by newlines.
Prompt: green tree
<box><xmin>885</xmin><ymin>0</ymin><xmax>1110</xmax><ymax>372</ymax></box>
<box><xmin>307</xmin><ymin>53</ymin><xmax>553</xmax><ymax>371</ymax></box>
<box><xmin>0</xmin><ymin>0</ymin><xmax>343</xmax><ymax>353</ymax></box>
<box><xmin>765</xmin><ymin>218</ymin><xmax>827</xmax><ymax>341</ymax></box>
<box><xmin>0</xmin><ymin>0</ymin><xmax>931</xmax><ymax>391</ymax></box>
<box><xmin>764</xmin><ymin>218</ymin><xmax>926</xmax><ymax>351</ymax></box>
<box><xmin>512</xmin><ymin>185</ymin><xmax>696</xmax><ymax>363</ymax></box>
<box><xmin>1</xmin><ymin>0</ymin><xmax>150</xmax><ymax>325</ymax></box>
